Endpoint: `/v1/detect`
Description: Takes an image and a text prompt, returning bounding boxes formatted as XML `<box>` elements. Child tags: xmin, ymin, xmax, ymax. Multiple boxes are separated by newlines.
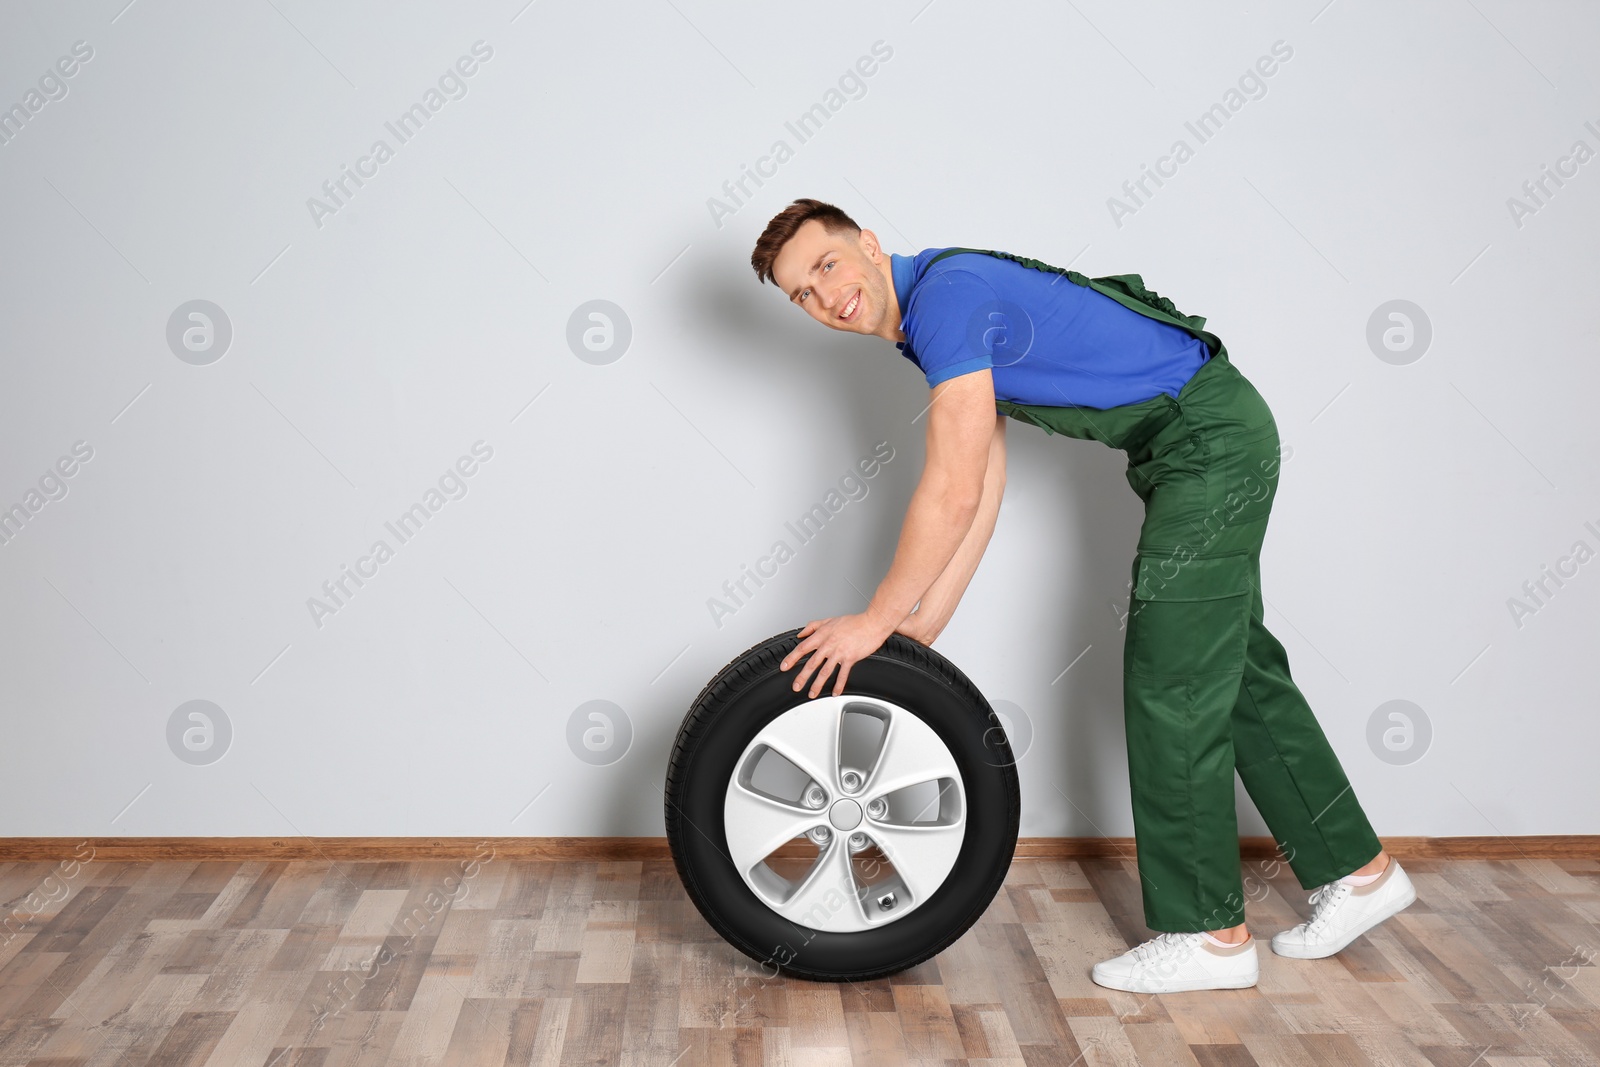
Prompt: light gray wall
<box><xmin>2</xmin><ymin>0</ymin><xmax>1595</xmax><ymax>841</ymax></box>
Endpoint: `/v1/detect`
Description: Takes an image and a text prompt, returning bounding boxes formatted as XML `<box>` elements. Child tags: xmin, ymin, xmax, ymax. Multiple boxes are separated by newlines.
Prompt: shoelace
<box><xmin>1128</xmin><ymin>931</ymin><xmax>1201</xmax><ymax>963</ymax></box>
<box><xmin>1303</xmin><ymin>880</ymin><xmax>1354</xmax><ymax>936</ymax></box>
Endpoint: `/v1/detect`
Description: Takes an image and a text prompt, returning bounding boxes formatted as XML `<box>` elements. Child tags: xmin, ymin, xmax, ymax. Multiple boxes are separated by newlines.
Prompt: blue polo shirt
<box><xmin>890</xmin><ymin>249</ymin><xmax>1210</xmax><ymax>409</ymax></box>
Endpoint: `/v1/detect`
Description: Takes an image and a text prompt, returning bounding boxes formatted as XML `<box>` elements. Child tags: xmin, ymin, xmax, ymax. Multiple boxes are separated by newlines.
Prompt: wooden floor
<box><xmin>1</xmin><ymin>852</ymin><xmax>1598</xmax><ymax>1066</ymax></box>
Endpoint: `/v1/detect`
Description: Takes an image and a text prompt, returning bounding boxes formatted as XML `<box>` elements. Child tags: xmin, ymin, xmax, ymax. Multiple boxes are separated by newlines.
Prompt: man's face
<box><xmin>771</xmin><ymin>219</ymin><xmax>895</xmax><ymax>337</ymax></box>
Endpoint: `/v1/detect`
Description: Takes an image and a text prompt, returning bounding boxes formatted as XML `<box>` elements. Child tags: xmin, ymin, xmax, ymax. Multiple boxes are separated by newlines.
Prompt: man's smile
<box><xmin>838</xmin><ymin>289</ymin><xmax>862</xmax><ymax>321</ymax></box>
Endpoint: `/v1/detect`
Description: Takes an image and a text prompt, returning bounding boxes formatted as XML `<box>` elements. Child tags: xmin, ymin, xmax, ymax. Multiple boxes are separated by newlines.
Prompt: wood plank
<box><xmin>561</xmin><ymin>982</ymin><xmax>628</xmax><ymax>1065</ymax></box>
<box><xmin>136</xmin><ymin>1010</ymin><xmax>234</xmax><ymax>1067</ymax></box>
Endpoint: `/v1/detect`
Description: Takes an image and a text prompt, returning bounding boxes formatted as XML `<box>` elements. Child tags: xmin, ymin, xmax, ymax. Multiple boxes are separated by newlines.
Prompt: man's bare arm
<box><xmin>864</xmin><ymin>370</ymin><xmax>996</xmax><ymax>632</ymax></box>
<box><xmin>902</xmin><ymin>412</ymin><xmax>1006</xmax><ymax>644</ymax></box>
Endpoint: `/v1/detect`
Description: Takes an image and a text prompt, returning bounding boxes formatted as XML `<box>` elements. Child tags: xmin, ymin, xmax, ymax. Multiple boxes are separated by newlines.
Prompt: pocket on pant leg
<box><xmin>1126</xmin><ymin>552</ymin><xmax>1254</xmax><ymax>678</ymax></box>
<box><xmin>1212</xmin><ymin>421</ymin><xmax>1282</xmax><ymax>531</ymax></box>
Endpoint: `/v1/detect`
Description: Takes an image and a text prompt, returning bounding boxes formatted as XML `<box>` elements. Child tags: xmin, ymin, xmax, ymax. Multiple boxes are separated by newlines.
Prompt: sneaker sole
<box><xmin>1090</xmin><ymin>968</ymin><xmax>1259</xmax><ymax>994</ymax></box>
<box><xmin>1270</xmin><ymin>882</ymin><xmax>1417</xmax><ymax>959</ymax></box>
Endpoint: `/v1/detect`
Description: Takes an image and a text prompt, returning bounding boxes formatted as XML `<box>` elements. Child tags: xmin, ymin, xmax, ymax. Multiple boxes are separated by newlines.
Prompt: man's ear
<box><xmin>859</xmin><ymin>227</ymin><xmax>881</xmax><ymax>261</ymax></box>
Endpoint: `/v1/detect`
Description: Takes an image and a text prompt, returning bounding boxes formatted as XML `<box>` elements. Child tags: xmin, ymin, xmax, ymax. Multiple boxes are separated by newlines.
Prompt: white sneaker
<box><xmin>1091</xmin><ymin>931</ymin><xmax>1259</xmax><ymax>993</ymax></box>
<box><xmin>1271</xmin><ymin>858</ymin><xmax>1417</xmax><ymax>959</ymax></box>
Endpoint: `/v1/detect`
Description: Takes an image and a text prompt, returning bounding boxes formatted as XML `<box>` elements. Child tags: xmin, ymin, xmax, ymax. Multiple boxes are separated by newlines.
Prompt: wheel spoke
<box><xmin>872</xmin><ymin>817</ymin><xmax>967</xmax><ymax>902</ymax></box>
<box><xmin>747</xmin><ymin>697</ymin><xmax>845</xmax><ymax>789</ymax></box>
<box><xmin>772</xmin><ymin>838</ymin><xmax>865</xmax><ymax>932</ymax></box>
<box><xmin>865</xmin><ymin>707</ymin><xmax>962</xmax><ymax>799</ymax></box>
<box><xmin>723</xmin><ymin>784</ymin><xmax>820</xmax><ymax>877</ymax></box>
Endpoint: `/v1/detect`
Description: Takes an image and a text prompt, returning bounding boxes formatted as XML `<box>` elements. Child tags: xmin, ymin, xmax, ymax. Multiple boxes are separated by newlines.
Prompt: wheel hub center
<box><xmin>828</xmin><ymin>798</ymin><xmax>863</xmax><ymax>831</ymax></box>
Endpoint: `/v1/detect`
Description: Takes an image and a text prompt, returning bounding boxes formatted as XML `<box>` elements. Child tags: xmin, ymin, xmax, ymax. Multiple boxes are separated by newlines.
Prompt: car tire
<box><xmin>665</xmin><ymin>627</ymin><xmax>1021</xmax><ymax>981</ymax></box>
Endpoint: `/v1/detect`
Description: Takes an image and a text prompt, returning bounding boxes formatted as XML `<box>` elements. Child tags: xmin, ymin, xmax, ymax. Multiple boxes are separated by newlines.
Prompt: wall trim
<box><xmin>1</xmin><ymin>836</ymin><xmax>1594</xmax><ymax>863</ymax></box>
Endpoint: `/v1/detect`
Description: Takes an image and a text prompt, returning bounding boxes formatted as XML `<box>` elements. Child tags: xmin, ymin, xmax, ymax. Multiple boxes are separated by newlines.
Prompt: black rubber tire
<box><xmin>665</xmin><ymin>627</ymin><xmax>1021</xmax><ymax>982</ymax></box>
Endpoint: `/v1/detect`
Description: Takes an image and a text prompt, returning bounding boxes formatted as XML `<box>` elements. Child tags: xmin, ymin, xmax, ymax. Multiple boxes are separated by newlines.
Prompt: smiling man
<box><xmin>750</xmin><ymin>197</ymin><xmax>1417</xmax><ymax>993</ymax></box>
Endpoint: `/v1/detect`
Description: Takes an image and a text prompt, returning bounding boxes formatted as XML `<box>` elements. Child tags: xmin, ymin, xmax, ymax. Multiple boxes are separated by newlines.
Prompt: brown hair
<box><xmin>750</xmin><ymin>198</ymin><xmax>861</xmax><ymax>286</ymax></box>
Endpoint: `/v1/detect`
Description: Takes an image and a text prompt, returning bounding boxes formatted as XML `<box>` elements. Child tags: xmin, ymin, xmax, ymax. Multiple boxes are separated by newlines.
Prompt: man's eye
<box><xmin>799</xmin><ymin>289</ymin><xmax>810</xmax><ymax>302</ymax></box>
<box><xmin>823</xmin><ymin>261</ymin><xmax>834</xmax><ymax>272</ymax></box>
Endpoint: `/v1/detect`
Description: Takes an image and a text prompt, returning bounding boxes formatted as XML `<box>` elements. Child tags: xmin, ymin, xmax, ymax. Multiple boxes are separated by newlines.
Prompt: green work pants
<box><xmin>998</xmin><ymin>351</ymin><xmax>1384</xmax><ymax>931</ymax></box>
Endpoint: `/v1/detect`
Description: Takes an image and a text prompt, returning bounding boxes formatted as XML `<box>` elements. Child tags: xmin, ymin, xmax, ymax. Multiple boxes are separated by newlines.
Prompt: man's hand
<box><xmin>780</xmin><ymin>611</ymin><xmax>898</xmax><ymax>698</ymax></box>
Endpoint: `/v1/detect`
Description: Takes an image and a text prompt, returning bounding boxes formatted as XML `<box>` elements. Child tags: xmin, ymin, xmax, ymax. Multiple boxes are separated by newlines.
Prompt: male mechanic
<box><xmin>754</xmin><ymin>198</ymin><xmax>1417</xmax><ymax>993</ymax></box>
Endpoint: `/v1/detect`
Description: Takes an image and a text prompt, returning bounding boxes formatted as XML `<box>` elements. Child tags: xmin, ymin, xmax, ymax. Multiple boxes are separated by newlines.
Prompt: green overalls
<box><xmin>927</xmin><ymin>248</ymin><xmax>1384</xmax><ymax>931</ymax></box>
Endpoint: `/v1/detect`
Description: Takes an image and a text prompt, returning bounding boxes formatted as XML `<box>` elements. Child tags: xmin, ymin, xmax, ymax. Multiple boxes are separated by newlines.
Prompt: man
<box><xmin>753</xmin><ymin>198</ymin><xmax>1417</xmax><ymax>993</ymax></box>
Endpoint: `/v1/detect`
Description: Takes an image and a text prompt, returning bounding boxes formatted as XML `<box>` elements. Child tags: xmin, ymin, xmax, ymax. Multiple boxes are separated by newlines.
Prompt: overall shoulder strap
<box><xmin>925</xmin><ymin>246</ymin><xmax>1091</xmax><ymax>286</ymax></box>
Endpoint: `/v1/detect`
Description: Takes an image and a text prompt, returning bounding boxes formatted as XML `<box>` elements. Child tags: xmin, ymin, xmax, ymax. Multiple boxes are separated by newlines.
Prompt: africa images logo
<box><xmin>305</xmin><ymin>41</ymin><xmax>494</xmax><ymax>229</ymax></box>
<box><xmin>705</xmin><ymin>41</ymin><xmax>894</xmax><ymax>229</ymax></box>
<box><xmin>707</xmin><ymin>442</ymin><xmax>896</xmax><ymax>628</ymax></box>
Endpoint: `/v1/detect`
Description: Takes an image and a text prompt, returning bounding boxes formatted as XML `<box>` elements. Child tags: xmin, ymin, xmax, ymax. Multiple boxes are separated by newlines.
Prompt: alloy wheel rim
<box><xmin>722</xmin><ymin>695</ymin><xmax>967</xmax><ymax>933</ymax></box>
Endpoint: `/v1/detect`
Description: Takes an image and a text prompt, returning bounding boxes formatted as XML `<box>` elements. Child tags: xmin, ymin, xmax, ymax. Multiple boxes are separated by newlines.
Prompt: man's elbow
<box><xmin>938</xmin><ymin>485</ymin><xmax>984</xmax><ymax>519</ymax></box>
<box><xmin>923</xmin><ymin>464</ymin><xmax>986</xmax><ymax>514</ymax></box>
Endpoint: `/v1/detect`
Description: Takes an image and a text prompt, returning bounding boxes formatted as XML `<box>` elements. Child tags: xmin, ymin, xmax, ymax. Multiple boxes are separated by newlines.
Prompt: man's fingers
<box><xmin>782</xmin><ymin>630</ymin><xmax>817</xmax><ymax>672</ymax></box>
<box><xmin>808</xmin><ymin>655</ymin><xmax>836</xmax><ymax>698</ymax></box>
<box><xmin>791</xmin><ymin>647</ymin><xmax>820</xmax><ymax>691</ymax></box>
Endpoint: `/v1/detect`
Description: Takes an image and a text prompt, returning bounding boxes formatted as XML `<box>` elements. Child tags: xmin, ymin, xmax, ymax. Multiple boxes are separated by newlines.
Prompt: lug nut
<box><xmin>866</xmin><ymin>798</ymin><xmax>887</xmax><ymax>819</ymax></box>
<box><xmin>804</xmin><ymin>784</ymin><xmax>826</xmax><ymax>809</ymax></box>
<box><xmin>809</xmin><ymin>826</ymin><xmax>831</xmax><ymax>845</ymax></box>
<box><xmin>848</xmin><ymin>832</ymin><xmax>868</xmax><ymax>851</ymax></box>
<box><xmin>841</xmin><ymin>770</ymin><xmax>863</xmax><ymax>793</ymax></box>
